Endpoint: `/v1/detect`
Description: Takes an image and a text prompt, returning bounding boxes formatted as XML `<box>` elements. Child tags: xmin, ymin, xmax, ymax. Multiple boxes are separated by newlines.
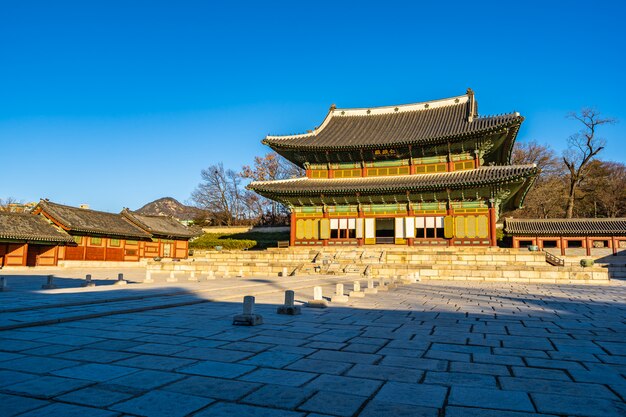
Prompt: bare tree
<box><xmin>512</xmin><ymin>140</ymin><xmax>560</xmax><ymax>176</ymax></box>
<box><xmin>241</xmin><ymin>152</ymin><xmax>304</xmax><ymax>224</ymax></box>
<box><xmin>0</xmin><ymin>197</ymin><xmax>20</xmax><ymax>212</ymax></box>
<box><xmin>507</xmin><ymin>141</ymin><xmax>566</xmax><ymax>218</ymax></box>
<box><xmin>578</xmin><ymin>160</ymin><xmax>626</xmax><ymax>218</ymax></box>
<box><xmin>563</xmin><ymin>108</ymin><xmax>616</xmax><ymax>218</ymax></box>
<box><xmin>191</xmin><ymin>163</ymin><xmax>246</xmax><ymax>226</ymax></box>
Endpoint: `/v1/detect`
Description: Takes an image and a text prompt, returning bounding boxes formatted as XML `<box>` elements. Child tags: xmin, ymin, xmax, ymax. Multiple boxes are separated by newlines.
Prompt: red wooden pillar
<box><xmin>612</xmin><ymin>237</ymin><xmax>617</xmax><ymax>255</ymax></box>
<box><xmin>289</xmin><ymin>212</ymin><xmax>296</xmax><ymax>247</ymax></box>
<box><xmin>560</xmin><ymin>236</ymin><xmax>566</xmax><ymax>256</ymax></box>
<box><xmin>488</xmin><ymin>206</ymin><xmax>497</xmax><ymax>247</ymax></box>
<box><xmin>22</xmin><ymin>243</ymin><xmax>28</xmax><ymax>266</ymax></box>
<box><xmin>585</xmin><ymin>236</ymin><xmax>591</xmax><ymax>256</ymax></box>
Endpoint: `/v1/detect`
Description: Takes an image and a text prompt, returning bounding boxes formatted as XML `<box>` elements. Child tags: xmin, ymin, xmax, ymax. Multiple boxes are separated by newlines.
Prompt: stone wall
<box><xmin>146</xmin><ymin>246</ymin><xmax>610</xmax><ymax>284</ymax></box>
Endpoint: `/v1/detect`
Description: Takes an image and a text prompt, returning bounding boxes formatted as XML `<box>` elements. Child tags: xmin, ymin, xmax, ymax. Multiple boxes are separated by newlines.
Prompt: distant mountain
<box><xmin>135</xmin><ymin>197</ymin><xmax>206</xmax><ymax>221</ymax></box>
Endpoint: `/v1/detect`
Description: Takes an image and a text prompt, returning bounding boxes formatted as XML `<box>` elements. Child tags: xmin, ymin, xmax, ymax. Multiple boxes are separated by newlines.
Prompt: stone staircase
<box><xmin>146</xmin><ymin>246</ymin><xmax>610</xmax><ymax>284</ymax></box>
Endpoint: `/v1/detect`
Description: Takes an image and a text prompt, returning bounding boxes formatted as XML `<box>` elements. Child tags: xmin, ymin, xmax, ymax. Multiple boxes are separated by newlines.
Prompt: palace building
<box><xmin>248</xmin><ymin>89</ymin><xmax>538</xmax><ymax>247</ymax></box>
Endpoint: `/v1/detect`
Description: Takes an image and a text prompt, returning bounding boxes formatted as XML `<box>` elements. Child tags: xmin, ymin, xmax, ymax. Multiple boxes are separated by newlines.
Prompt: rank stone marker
<box><xmin>113</xmin><ymin>273</ymin><xmax>128</xmax><ymax>286</ymax></box>
<box><xmin>331</xmin><ymin>283</ymin><xmax>349</xmax><ymax>303</ymax></box>
<box><xmin>188</xmin><ymin>271</ymin><xmax>197</xmax><ymax>282</ymax></box>
<box><xmin>281</xmin><ymin>267</ymin><xmax>288</xmax><ymax>277</ymax></box>
<box><xmin>387</xmin><ymin>276</ymin><xmax>398</xmax><ymax>290</ymax></box>
<box><xmin>349</xmin><ymin>281</ymin><xmax>365</xmax><ymax>298</ymax></box>
<box><xmin>41</xmin><ymin>275</ymin><xmax>57</xmax><ymax>290</ymax></box>
<box><xmin>277</xmin><ymin>290</ymin><xmax>301</xmax><ymax>315</ymax></box>
<box><xmin>144</xmin><ymin>270</ymin><xmax>154</xmax><ymax>283</ymax></box>
<box><xmin>377</xmin><ymin>279</ymin><xmax>388</xmax><ymax>292</ymax></box>
<box><xmin>237</xmin><ymin>269</ymin><xmax>244</xmax><ymax>278</ymax></box>
<box><xmin>167</xmin><ymin>271</ymin><xmax>178</xmax><ymax>283</ymax></box>
<box><xmin>81</xmin><ymin>274</ymin><xmax>96</xmax><ymax>288</ymax></box>
<box><xmin>307</xmin><ymin>286</ymin><xmax>328</xmax><ymax>308</ymax></box>
<box><xmin>233</xmin><ymin>295</ymin><xmax>264</xmax><ymax>326</ymax></box>
<box><xmin>207</xmin><ymin>270</ymin><xmax>215</xmax><ymax>280</ymax></box>
<box><xmin>364</xmin><ymin>279</ymin><xmax>378</xmax><ymax>294</ymax></box>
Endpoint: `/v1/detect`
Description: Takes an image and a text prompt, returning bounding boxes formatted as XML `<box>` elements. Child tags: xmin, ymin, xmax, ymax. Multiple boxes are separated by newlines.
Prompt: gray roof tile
<box><xmin>0</xmin><ymin>212</ymin><xmax>75</xmax><ymax>243</ymax></box>
<box><xmin>36</xmin><ymin>200</ymin><xmax>151</xmax><ymax>239</ymax></box>
<box><xmin>504</xmin><ymin>218</ymin><xmax>626</xmax><ymax>236</ymax></box>
<box><xmin>263</xmin><ymin>93</ymin><xmax>521</xmax><ymax>151</ymax></box>
<box><xmin>121</xmin><ymin>209</ymin><xmax>198</xmax><ymax>239</ymax></box>
<box><xmin>248</xmin><ymin>165</ymin><xmax>537</xmax><ymax>196</ymax></box>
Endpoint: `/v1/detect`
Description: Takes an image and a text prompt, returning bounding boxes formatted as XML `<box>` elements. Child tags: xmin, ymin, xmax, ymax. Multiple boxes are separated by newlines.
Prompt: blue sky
<box><xmin>1</xmin><ymin>1</ymin><xmax>624</xmax><ymax>212</ymax></box>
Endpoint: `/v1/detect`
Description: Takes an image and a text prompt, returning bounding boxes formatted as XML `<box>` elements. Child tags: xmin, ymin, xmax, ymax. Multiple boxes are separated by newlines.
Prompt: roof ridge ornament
<box><xmin>467</xmin><ymin>88</ymin><xmax>477</xmax><ymax>123</ymax></box>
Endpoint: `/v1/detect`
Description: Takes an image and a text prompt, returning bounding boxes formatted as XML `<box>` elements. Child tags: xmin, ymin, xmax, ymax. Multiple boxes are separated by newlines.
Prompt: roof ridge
<box><xmin>264</xmin><ymin>91</ymin><xmax>473</xmax><ymax>141</ymax></box>
<box><xmin>41</xmin><ymin>199</ymin><xmax>120</xmax><ymax>216</ymax></box>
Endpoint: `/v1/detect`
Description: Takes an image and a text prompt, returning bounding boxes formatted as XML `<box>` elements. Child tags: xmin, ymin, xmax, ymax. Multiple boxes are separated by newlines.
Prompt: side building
<box><xmin>248</xmin><ymin>89</ymin><xmax>537</xmax><ymax>247</ymax></box>
<box><xmin>121</xmin><ymin>209</ymin><xmax>197</xmax><ymax>259</ymax></box>
<box><xmin>33</xmin><ymin>200</ymin><xmax>152</xmax><ymax>262</ymax></box>
<box><xmin>505</xmin><ymin>217</ymin><xmax>626</xmax><ymax>256</ymax></box>
<box><xmin>0</xmin><ymin>212</ymin><xmax>75</xmax><ymax>266</ymax></box>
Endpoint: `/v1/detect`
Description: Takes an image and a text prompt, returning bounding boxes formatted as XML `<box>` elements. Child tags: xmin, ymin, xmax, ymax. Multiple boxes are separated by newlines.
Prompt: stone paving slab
<box><xmin>0</xmin><ymin>277</ymin><xmax>625</xmax><ymax>416</ymax></box>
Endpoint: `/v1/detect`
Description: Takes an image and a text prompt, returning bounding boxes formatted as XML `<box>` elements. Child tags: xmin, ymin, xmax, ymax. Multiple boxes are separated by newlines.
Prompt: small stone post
<box><xmin>0</xmin><ymin>276</ymin><xmax>7</xmax><ymax>292</ymax></box>
<box><xmin>237</xmin><ymin>268</ymin><xmax>244</xmax><ymax>278</ymax></box>
<box><xmin>307</xmin><ymin>286</ymin><xmax>328</xmax><ymax>308</ymax></box>
<box><xmin>377</xmin><ymin>279</ymin><xmax>388</xmax><ymax>292</ymax></box>
<box><xmin>167</xmin><ymin>271</ymin><xmax>178</xmax><ymax>283</ymax></box>
<box><xmin>277</xmin><ymin>290</ymin><xmax>301</xmax><ymax>315</ymax></box>
<box><xmin>281</xmin><ymin>267</ymin><xmax>288</xmax><ymax>277</ymax></box>
<box><xmin>188</xmin><ymin>271</ymin><xmax>198</xmax><ymax>282</ymax></box>
<box><xmin>414</xmin><ymin>270</ymin><xmax>421</xmax><ymax>282</ymax></box>
<box><xmin>233</xmin><ymin>295</ymin><xmax>264</xmax><ymax>326</ymax></box>
<box><xmin>331</xmin><ymin>283</ymin><xmax>349</xmax><ymax>303</ymax></box>
<box><xmin>144</xmin><ymin>270</ymin><xmax>154</xmax><ymax>283</ymax></box>
<box><xmin>41</xmin><ymin>275</ymin><xmax>57</xmax><ymax>290</ymax></box>
<box><xmin>349</xmin><ymin>280</ymin><xmax>365</xmax><ymax>298</ymax></box>
<box><xmin>364</xmin><ymin>279</ymin><xmax>378</xmax><ymax>294</ymax></box>
<box><xmin>388</xmin><ymin>276</ymin><xmax>398</xmax><ymax>290</ymax></box>
<box><xmin>113</xmin><ymin>273</ymin><xmax>128</xmax><ymax>286</ymax></box>
<box><xmin>207</xmin><ymin>270</ymin><xmax>215</xmax><ymax>280</ymax></box>
<box><xmin>81</xmin><ymin>274</ymin><xmax>96</xmax><ymax>288</ymax></box>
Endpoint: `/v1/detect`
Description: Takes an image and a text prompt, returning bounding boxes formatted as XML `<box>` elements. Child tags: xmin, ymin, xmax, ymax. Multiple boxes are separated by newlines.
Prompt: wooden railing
<box><xmin>544</xmin><ymin>251</ymin><xmax>565</xmax><ymax>267</ymax></box>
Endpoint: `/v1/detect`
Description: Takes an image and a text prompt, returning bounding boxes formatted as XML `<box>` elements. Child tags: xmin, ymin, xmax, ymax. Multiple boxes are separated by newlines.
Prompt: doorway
<box><xmin>375</xmin><ymin>218</ymin><xmax>395</xmax><ymax>244</ymax></box>
<box><xmin>163</xmin><ymin>243</ymin><xmax>172</xmax><ymax>257</ymax></box>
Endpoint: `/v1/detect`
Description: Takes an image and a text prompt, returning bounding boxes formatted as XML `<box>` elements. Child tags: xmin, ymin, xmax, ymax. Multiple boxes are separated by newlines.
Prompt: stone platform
<box><xmin>148</xmin><ymin>246</ymin><xmax>611</xmax><ymax>284</ymax></box>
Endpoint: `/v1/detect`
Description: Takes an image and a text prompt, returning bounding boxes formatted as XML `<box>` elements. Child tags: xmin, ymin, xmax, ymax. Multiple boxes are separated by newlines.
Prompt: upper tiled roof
<box><xmin>248</xmin><ymin>165</ymin><xmax>537</xmax><ymax>195</ymax></box>
<box><xmin>121</xmin><ymin>209</ymin><xmax>198</xmax><ymax>239</ymax></box>
<box><xmin>36</xmin><ymin>200</ymin><xmax>150</xmax><ymax>239</ymax></box>
<box><xmin>262</xmin><ymin>90</ymin><xmax>522</xmax><ymax>151</ymax></box>
<box><xmin>504</xmin><ymin>218</ymin><xmax>626</xmax><ymax>236</ymax></box>
<box><xmin>0</xmin><ymin>212</ymin><xmax>75</xmax><ymax>243</ymax></box>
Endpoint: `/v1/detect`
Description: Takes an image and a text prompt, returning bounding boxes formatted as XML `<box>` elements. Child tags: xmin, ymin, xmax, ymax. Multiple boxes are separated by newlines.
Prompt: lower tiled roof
<box><xmin>248</xmin><ymin>165</ymin><xmax>537</xmax><ymax>195</ymax></box>
<box><xmin>36</xmin><ymin>200</ymin><xmax>151</xmax><ymax>239</ymax></box>
<box><xmin>0</xmin><ymin>212</ymin><xmax>75</xmax><ymax>243</ymax></box>
<box><xmin>504</xmin><ymin>217</ymin><xmax>626</xmax><ymax>236</ymax></box>
<box><xmin>121</xmin><ymin>209</ymin><xmax>198</xmax><ymax>239</ymax></box>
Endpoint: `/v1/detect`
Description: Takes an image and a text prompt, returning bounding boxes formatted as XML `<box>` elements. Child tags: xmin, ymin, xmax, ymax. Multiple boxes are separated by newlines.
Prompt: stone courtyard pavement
<box><xmin>1</xmin><ymin>273</ymin><xmax>625</xmax><ymax>416</ymax></box>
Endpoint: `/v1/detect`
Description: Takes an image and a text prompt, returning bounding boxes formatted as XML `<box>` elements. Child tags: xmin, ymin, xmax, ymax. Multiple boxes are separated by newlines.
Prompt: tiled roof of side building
<box><xmin>262</xmin><ymin>90</ymin><xmax>522</xmax><ymax>150</ymax></box>
<box><xmin>248</xmin><ymin>165</ymin><xmax>538</xmax><ymax>195</ymax></box>
<box><xmin>35</xmin><ymin>200</ymin><xmax>151</xmax><ymax>239</ymax></box>
<box><xmin>504</xmin><ymin>217</ymin><xmax>626</xmax><ymax>236</ymax></box>
<box><xmin>0</xmin><ymin>212</ymin><xmax>75</xmax><ymax>243</ymax></box>
<box><xmin>121</xmin><ymin>209</ymin><xmax>199</xmax><ymax>239</ymax></box>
